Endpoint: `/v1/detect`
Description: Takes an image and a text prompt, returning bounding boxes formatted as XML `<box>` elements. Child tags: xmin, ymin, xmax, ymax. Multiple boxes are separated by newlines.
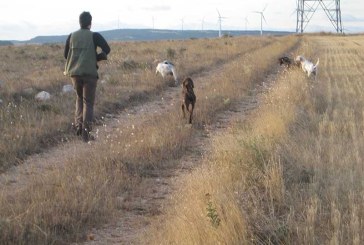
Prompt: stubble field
<box><xmin>1</xmin><ymin>34</ymin><xmax>363</xmax><ymax>244</ymax></box>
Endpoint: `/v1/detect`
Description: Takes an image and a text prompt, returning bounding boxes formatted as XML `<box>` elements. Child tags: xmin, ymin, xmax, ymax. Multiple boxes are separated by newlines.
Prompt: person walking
<box><xmin>64</xmin><ymin>11</ymin><xmax>110</xmax><ymax>142</ymax></box>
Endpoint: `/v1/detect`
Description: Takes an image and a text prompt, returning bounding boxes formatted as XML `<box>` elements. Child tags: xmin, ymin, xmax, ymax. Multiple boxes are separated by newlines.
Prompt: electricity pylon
<box><xmin>296</xmin><ymin>0</ymin><xmax>342</xmax><ymax>33</ymax></box>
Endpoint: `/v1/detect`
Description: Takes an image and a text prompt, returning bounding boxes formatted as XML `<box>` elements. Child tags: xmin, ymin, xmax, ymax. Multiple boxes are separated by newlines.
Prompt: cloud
<box><xmin>0</xmin><ymin>21</ymin><xmax>38</xmax><ymax>40</ymax></box>
<box><xmin>342</xmin><ymin>14</ymin><xmax>364</xmax><ymax>22</ymax></box>
<box><xmin>141</xmin><ymin>5</ymin><xmax>171</xmax><ymax>12</ymax></box>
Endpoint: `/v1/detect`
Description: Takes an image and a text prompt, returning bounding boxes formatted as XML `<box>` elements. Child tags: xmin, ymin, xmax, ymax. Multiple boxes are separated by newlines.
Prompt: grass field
<box><xmin>0</xmin><ymin>36</ymin><xmax>271</xmax><ymax>170</ymax></box>
<box><xmin>144</xmin><ymin>35</ymin><xmax>364</xmax><ymax>244</ymax></box>
<box><xmin>1</xmin><ymin>34</ymin><xmax>364</xmax><ymax>244</ymax></box>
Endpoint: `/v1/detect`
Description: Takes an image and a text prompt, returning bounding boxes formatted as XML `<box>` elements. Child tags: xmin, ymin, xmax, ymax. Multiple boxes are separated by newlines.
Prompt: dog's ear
<box><xmin>182</xmin><ymin>78</ymin><xmax>187</xmax><ymax>87</ymax></box>
<box><xmin>186</xmin><ymin>77</ymin><xmax>194</xmax><ymax>88</ymax></box>
<box><xmin>190</xmin><ymin>78</ymin><xmax>194</xmax><ymax>88</ymax></box>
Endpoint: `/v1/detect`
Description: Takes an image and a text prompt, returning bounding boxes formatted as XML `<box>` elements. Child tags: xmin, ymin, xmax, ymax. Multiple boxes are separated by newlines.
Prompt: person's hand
<box><xmin>97</xmin><ymin>52</ymin><xmax>107</xmax><ymax>61</ymax></box>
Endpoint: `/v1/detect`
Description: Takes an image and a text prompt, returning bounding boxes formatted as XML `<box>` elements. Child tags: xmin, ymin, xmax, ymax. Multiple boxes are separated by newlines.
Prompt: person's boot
<box><xmin>82</xmin><ymin>128</ymin><xmax>95</xmax><ymax>142</ymax></box>
<box><xmin>82</xmin><ymin>128</ymin><xmax>89</xmax><ymax>142</ymax></box>
<box><xmin>74</xmin><ymin>123</ymin><xmax>82</xmax><ymax>136</ymax></box>
<box><xmin>76</xmin><ymin>127</ymin><xmax>82</xmax><ymax>136</ymax></box>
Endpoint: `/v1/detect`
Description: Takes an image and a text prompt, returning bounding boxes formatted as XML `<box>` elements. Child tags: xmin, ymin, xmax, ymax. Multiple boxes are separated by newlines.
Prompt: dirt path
<box><xmin>0</xmin><ymin>40</ymin><xmax>276</xmax><ymax>192</ymax></box>
<box><xmin>0</xmin><ymin>45</ymin><xmax>282</xmax><ymax>244</ymax></box>
<box><xmin>0</xmin><ymin>43</ymin><xmax>263</xmax><ymax>192</ymax></box>
<box><xmin>80</xmin><ymin>68</ymin><xmax>281</xmax><ymax>244</ymax></box>
<box><xmin>0</xmin><ymin>74</ymin><xmax>193</xmax><ymax>191</ymax></box>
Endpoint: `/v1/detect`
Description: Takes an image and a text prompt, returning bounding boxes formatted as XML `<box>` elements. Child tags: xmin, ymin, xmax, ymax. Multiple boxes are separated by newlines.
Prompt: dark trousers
<box><xmin>71</xmin><ymin>76</ymin><xmax>97</xmax><ymax>132</ymax></box>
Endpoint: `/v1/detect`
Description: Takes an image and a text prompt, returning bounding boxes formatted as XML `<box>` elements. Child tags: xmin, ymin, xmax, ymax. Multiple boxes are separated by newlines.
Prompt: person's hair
<box><xmin>79</xmin><ymin>11</ymin><xmax>92</xmax><ymax>28</ymax></box>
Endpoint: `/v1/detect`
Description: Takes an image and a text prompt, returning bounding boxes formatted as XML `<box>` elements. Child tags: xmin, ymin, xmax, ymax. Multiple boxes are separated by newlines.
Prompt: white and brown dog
<box><xmin>295</xmin><ymin>55</ymin><xmax>320</xmax><ymax>79</ymax></box>
<box><xmin>155</xmin><ymin>60</ymin><xmax>178</xmax><ymax>86</ymax></box>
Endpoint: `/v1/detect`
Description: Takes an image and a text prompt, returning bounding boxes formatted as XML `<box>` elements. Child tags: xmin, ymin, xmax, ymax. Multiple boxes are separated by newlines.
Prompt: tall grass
<box><xmin>280</xmin><ymin>36</ymin><xmax>364</xmax><ymax>243</ymax></box>
<box><xmin>0</xmin><ymin>36</ymin><xmax>298</xmax><ymax>244</ymax></box>
<box><xmin>143</xmin><ymin>36</ymin><xmax>300</xmax><ymax>244</ymax></box>
<box><xmin>143</xmin><ymin>35</ymin><xmax>364</xmax><ymax>244</ymax></box>
<box><xmin>0</xmin><ymin>36</ymin><xmax>267</xmax><ymax>171</ymax></box>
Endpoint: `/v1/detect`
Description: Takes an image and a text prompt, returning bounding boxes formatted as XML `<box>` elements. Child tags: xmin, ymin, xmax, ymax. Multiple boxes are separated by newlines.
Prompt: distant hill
<box><xmin>6</xmin><ymin>29</ymin><xmax>293</xmax><ymax>45</ymax></box>
<box><xmin>0</xmin><ymin>40</ymin><xmax>14</xmax><ymax>46</ymax></box>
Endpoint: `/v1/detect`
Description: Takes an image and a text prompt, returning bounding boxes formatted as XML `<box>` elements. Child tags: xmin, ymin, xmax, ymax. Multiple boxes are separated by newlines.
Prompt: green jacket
<box><xmin>64</xmin><ymin>29</ymin><xmax>98</xmax><ymax>77</ymax></box>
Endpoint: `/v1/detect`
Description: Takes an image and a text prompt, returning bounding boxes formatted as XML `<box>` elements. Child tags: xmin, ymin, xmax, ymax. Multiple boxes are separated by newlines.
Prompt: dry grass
<box><xmin>7</xmin><ymin>34</ymin><xmax>363</xmax><ymax>244</ymax></box>
<box><xmin>143</xmin><ymin>37</ymin><xmax>299</xmax><ymax>244</ymax></box>
<box><xmin>143</xmin><ymin>34</ymin><xmax>364</xmax><ymax>244</ymax></box>
<box><xmin>0</xmin><ymin>36</ymin><xmax>267</xmax><ymax>171</ymax></box>
<box><xmin>0</xmin><ymin>35</ymin><xmax>298</xmax><ymax>244</ymax></box>
<box><xmin>281</xmin><ymin>35</ymin><xmax>364</xmax><ymax>244</ymax></box>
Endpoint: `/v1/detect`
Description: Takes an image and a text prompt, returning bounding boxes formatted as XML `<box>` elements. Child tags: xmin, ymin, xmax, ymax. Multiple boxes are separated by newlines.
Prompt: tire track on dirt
<box><xmin>0</xmin><ymin>39</ymin><xmax>289</xmax><ymax>244</ymax></box>
<box><xmin>0</xmin><ymin>42</ymin><xmax>271</xmax><ymax>193</ymax></box>
<box><xmin>82</xmin><ymin>36</ymin><xmax>299</xmax><ymax>245</ymax></box>
<box><xmin>80</xmin><ymin>65</ymin><xmax>282</xmax><ymax>245</ymax></box>
<box><xmin>80</xmin><ymin>39</ymin><xmax>302</xmax><ymax>244</ymax></box>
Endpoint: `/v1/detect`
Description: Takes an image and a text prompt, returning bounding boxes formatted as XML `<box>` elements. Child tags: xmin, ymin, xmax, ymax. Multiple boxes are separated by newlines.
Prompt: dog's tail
<box><xmin>315</xmin><ymin>58</ymin><xmax>320</xmax><ymax>67</ymax></box>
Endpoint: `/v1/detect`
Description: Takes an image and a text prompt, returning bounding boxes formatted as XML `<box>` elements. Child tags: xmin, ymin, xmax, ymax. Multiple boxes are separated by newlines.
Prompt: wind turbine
<box><xmin>253</xmin><ymin>4</ymin><xmax>268</xmax><ymax>36</ymax></box>
<box><xmin>180</xmin><ymin>18</ymin><xmax>184</xmax><ymax>31</ymax></box>
<box><xmin>216</xmin><ymin>9</ymin><xmax>226</xmax><ymax>38</ymax></box>
<box><xmin>201</xmin><ymin>16</ymin><xmax>205</xmax><ymax>31</ymax></box>
<box><xmin>244</xmin><ymin>16</ymin><xmax>249</xmax><ymax>31</ymax></box>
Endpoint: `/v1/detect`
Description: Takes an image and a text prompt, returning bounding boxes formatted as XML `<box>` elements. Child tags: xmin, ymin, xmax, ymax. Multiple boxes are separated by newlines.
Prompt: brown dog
<box><xmin>278</xmin><ymin>56</ymin><xmax>300</xmax><ymax>69</ymax></box>
<box><xmin>181</xmin><ymin>77</ymin><xmax>196</xmax><ymax>124</ymax></box>
<box><xmin>278</xmin><ymin>56</ymin><xmax>293</xmax><ymax>67</ymax></box>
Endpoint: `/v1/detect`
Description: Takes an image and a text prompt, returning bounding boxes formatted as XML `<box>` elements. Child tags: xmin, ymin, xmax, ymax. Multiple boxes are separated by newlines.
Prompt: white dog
<box><xmin>295</xmin><ymin>55</ymin><xmax>320</xmax><ymax>79</ymax></box>
<box><xmin>155</xmin><ymin>60</ymin><xmax>178</xmax><ymax>85</ymax></box>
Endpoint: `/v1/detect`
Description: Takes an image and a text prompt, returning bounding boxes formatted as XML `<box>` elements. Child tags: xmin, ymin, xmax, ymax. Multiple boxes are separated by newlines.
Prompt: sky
<box><xmin>1</xmin><ymin>0</ymin><xmax>364</xmax><ymax>41</ymax></box>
